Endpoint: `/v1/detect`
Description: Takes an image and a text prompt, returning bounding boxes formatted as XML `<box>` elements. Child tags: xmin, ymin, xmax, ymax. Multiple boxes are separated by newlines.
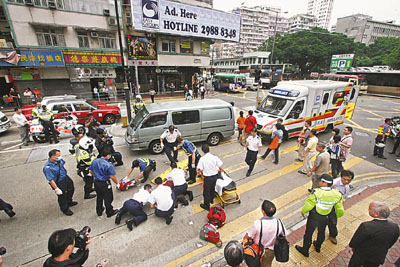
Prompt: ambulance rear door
<box><xmin>345</xmin><ymin>84</ymin><xmax>359</xmax><ymax>120</ymax></box>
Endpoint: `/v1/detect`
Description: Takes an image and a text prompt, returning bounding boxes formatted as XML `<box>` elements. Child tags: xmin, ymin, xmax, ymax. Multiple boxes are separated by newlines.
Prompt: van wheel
<box><xmin>149</xmin><ymin>140</ymin><xmax>163</xmax><ymax>154</ymax></box>
<box><xmin>207</xmin><ymin>133</ymin><xmax>222</xmax><ymax>146</ymax></box>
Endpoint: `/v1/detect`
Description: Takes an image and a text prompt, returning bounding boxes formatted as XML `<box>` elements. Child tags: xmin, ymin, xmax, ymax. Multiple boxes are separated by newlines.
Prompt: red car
<box><xmin>22</xmin><ymin>99</ymin><xmax>120</xmax><ymax>124</ymax></box>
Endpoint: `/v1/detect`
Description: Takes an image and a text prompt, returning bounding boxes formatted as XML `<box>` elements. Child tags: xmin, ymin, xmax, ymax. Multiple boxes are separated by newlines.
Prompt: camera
<box><xmin>0</xmin><ymin>247</ymin><xmax>6</xmax><ymax>256</ymax></box>
<box><xmin>75</xmin><ymin>226</ymin><xmax>91</xmax><ymax>250</ymax></box>
<box><xmin>105</xmin><ymin>136</ymin><xmax>113</xmax><ymax>145</ymax></box>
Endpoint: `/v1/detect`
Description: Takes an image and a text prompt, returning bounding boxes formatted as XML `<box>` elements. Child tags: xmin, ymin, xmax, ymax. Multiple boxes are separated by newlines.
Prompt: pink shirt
<box><xmin>341</xmin><ymin>134</ymin><xmax>353</xmax><ymax>159</ymax></box>
<box><xmin>247</xmin><ymin>217</ymin><xmax>286</xmax><ymax>250</ymax></box>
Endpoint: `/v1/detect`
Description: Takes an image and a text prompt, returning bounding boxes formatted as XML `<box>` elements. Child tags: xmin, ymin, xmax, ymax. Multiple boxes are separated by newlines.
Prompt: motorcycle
<box><xmin>390</xmin><ymin>116</ymin><xmax>400</xmax><ymax>139</ymax></box>
<box><xmin>29</xmin><ymin>114</ymin><xmax>85</xmax><ymax>143</ymax></box>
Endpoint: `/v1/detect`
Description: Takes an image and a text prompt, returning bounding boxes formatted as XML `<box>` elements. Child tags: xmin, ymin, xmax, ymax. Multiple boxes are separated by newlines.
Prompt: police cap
<box><xmin>319</xmin><ymin>174</ymin><xmax>333</xmax><ymax>185</ymax></box>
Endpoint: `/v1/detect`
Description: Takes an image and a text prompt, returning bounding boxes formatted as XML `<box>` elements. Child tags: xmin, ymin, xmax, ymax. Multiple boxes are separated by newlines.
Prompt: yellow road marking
<box><xmin>358</xmin><ymin>107</ymin><xmax>384</xmax><ymax>119</ymax></box>
<box><xmin>346</xmin><ymin>119</ymin><xmax>377</xmax><ymax>134</ymax></box>
<box><xmin>242</xmin><ymin>91</ymin><xmax>247</xmax><ymax>99</ymax></box>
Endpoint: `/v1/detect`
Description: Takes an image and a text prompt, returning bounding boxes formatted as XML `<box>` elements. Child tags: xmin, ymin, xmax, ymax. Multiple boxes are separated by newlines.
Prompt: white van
<box><xmin>255</xmin><ymin>80</ymin><xmax>359</xmax><ymax>140</ymax></box>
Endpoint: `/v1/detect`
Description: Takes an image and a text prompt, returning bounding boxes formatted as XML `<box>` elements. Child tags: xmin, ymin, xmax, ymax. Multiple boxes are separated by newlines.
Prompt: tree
<box><xmin>383</xmin><ymin>47</ymin><xmax>400</xmax><ymax>69</ymax></box>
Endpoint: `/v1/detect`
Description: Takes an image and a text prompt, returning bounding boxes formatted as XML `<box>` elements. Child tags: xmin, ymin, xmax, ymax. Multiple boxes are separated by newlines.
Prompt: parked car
<box><xmin>0</xmin><ymin>111</ymin><xmax>11</xmax><ymax>133</ymax></box>
<box><xmin>22</xmin><ymin>99</ymin><xmax>120</xmax><ymax>124</ymax></box>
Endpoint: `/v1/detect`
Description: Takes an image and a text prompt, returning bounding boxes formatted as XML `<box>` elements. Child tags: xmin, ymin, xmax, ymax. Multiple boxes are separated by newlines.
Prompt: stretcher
<box><xmin>215</xmin><ymin>172</ymin><xmax>240</xmax><ymax>208</ymax></box>
<box><xmin>151</xmin><ymin>159</ymin><xmax>188</xmax><ymax>184</ymax></box>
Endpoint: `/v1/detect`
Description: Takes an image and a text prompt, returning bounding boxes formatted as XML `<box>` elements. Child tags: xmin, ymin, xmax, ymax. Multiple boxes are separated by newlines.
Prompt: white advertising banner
<box><xmin>132</xmin><ymin>0</ymin><xmax>241</xmax><ymax>42</ymax></box>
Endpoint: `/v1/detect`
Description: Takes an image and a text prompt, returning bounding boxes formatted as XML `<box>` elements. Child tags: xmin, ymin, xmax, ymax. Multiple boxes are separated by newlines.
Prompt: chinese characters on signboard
<box><xmin>63</xmin><ymin>52</ymin><xmax>122</xmax><ymax>66</ymax></box>
<box><xmin>128</xmin><ymin>36</ymin><xmax>157</xmax><ymax>60</ymax></box>
<box><xmin>0</xmin><ymin>50</ymin><xmax>65</xmax><ymax>66</ymax></box>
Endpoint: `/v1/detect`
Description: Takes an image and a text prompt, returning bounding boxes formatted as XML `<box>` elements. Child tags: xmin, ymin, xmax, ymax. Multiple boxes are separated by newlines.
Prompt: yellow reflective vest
<box><xmin>301</xmin><ymin>187</ymin><xmax>344</xmax><ymax>218</ymax></box>
<box><xmin>377</xmin><ymin>123</ymin><xmax>390</xmax><ymax>136</ymax></box>
<box><xmin>73</xmin><ymin>144</ymin><xmax>96</xmax><ymax>166</ymax></box>
<box><xmin>133</xmin><ymin>101</ymin><xmax>145</xmax><ymax>112</ymax></box>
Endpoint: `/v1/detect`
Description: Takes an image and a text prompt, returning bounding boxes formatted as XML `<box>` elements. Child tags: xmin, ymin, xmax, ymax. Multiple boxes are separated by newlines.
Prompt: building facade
<box><xmin>288</xmin><ymin>13</ymin><xmax>316</xmax><ymax>34</ymax></box>
<box><xmin>335</xmin><ymin>14</ymin><xmax>400</xmax><ymax>46</ymax></box>
<box><xmin>307</xmin><ymin>0</ymin><xmax>334</xmax><ymax>29</ymax></box>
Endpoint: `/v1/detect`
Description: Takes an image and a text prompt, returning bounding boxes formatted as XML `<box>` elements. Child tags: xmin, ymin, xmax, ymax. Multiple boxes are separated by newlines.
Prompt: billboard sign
<box><xmin>128</xmin><ymin>36</ymin><xmax>157</xmax><ymax>60</ymax></box>
<box><xmin>0</xmin><ymin>50</ymin><xmax>64</xmax><ymax>66</ymax></box>
<box><xmin>132</xmin><ymin>0</ymin><xmax>241</xmax><ymax>42</ymax></box>
<box><xmin>330</xmin><ymin>54</ymin><xmax>354</xmax><ymax>70</ymax></box>
<box><xmin>63</xmin><ymin>52</ymin><xmax>122</xmax><ymax>66</ymax></box>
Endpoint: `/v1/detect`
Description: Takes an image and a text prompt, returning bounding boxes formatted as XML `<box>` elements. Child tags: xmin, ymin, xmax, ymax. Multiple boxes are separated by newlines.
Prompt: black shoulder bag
<box><xmin>274</xmin><ymin>219</ymin><xmax>290</xmax><ymax>262</ymax></box>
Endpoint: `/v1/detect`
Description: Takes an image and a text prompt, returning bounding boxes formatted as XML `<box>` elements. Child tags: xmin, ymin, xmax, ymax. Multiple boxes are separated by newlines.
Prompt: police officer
<box><xmin>389</xmin><ymin>124</ymin><xmax>400</xmax><ymax>156</ymax></box>
<box><xmin>115</xmin><ymin>184</ymin><xmax>152</xmax><ymax>231</ymax></box>
<box><xmin>164</xmin><ymin>162</ymin><xmax>194</xmax><ymax>206</ymax></box>
<box><xmin>160</xmin><ymin>125</ymin><xmax>182</xmax><ymax>164</ymax></box>
<box><xmin>36</xmin><ymin>104</ymin><xmax>59</xmax><ymax>144</ymax></box>
<box><xmin>197</xmin><ymin>144</ymin><xmax>224</xmax><ymax>211</ymax></box>
<box><xmin>176</xmin><ymin>137</ymin><xmax>201</xmax><ymax>185</ymax></box>
<box><xmin>125</xmin><ymin>158</ymin><xmax>156</xmax><ymax>185</ymax></box>
<box><xmin>43</xmin><ymin>149</ymin><xmax>77</xmax><ymax>216</ymax></box>
<box><xmin>89</xmin><ymin>146</ymin><xmax>119</xmax><ymax>217</ymax></box>
<box><xmin>149</xmin><ymin>177</ymin><xmax>174</xmax><ymax>225</ymax></box>
<box><xmin>133</xmin><ymin>95</ymin><xmax>145</xmax><ymax>114</ymax></box>
<box><xmin>374</xmin><ymin>118</ymin><xmax>392</xmax><ymax>159</ymax></box>
<box><xmin>244</xmin><ymin>127</ymin><xmax>262</xmax><ymax>177</ymax></box>
<box><xmin>95</xmin><ymin>127</ymin><xmax>123</xmax><ymax>166</ymax></box>
<box><xmin>71</xmin><ymin>133</ymin><xmax>96</xmax><ymax>199</ymax></box>
<box><xmin>295</xmin><ymin>174</ymin><xmax>344</xmax><ymax>257</ymax></box>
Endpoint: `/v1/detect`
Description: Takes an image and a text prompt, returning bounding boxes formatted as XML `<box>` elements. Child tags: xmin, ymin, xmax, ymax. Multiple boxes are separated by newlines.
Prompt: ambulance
<box><xmin>255</xmin><ymin>80</ymin><xmax>359</xmax><ymax>140</ymax></box>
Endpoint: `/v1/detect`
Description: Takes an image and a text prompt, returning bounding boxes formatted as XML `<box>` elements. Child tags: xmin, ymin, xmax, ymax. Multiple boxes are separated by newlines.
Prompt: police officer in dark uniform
<box><xmin>160</xmin><ymin>125</ymin><xmax>182</xmax><ymax>164</ymax></box>
<box><xmin>37</xmin><ymin>105</ymin><xmax>59</xmax><ymax>144</ymax></box>
<box><xmin>89</xmin><ymin>146</ymin><xmax>119</xmax><ymax>217</ymax></box>
<box><xmin>95</xmin><ymin>127</ymin><xmax>123</xmax><ymax>166</ymax></box>
<box><xmin>176</xmin><ymin>137</ymin><xmax>200</xmax><ymax>185</ymax></box>
<box><xmin>43</xmin><ymin>149</ymin><xmax>77</xmax><ymax>216</ymax></box>
<box><xmin>125</xmin><ymin>157</ymin><xmax>156</xmax><ymax>185</ymax></box>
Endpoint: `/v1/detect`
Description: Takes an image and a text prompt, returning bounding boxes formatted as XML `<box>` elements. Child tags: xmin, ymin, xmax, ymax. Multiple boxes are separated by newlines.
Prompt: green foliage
<box><xmin>383</xmin><ymin>47</ymin><xmax>400</xmax><ymax>69</ymax></box>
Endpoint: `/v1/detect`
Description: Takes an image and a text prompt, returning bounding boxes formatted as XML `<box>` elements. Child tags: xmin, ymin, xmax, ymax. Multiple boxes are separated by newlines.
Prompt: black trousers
<box><xmin>164</xmin><ymin>141</ymin><xmax>178</xmax><ymax>164</ymax></box>
<box><xmin>327</xmin><ymin>208</ymin><xmax>338</xmax><ymax>238</ymax></box>
<box><xmin>173</xmin><ymin>183</ymin><xmax>188</xmax><ymax>196</ymax></box>
<box><xmin>94</xmin><ymin>180</ymin><xmax>114</xmax><ymax>216</ymax></box>
<box><xmin>391</xmin><ymin>137</ymin><xmax>400</xmax><ymax>153</ymax></box>
<box><xmin>302</xmin><ymin>209</ymin><xmax>329</xmax><ymax>249</ymax></box>
<box><xmin>203</xmin><ymin>174</ymin><xmax>218</xmax><ymax>209</ymax></box>
<box><xmin>0</xmin><ymin>198</ymin><xmax>12</xmax><ymax>211</ymax></box>
<box><xmin>155</xmin><ymin>205</ymin><xmax>174</xmax><ymax>220</ymax></box>
<box><xmin>119</xmin><ymin>199</ymin><xmax>147</xmax><ymax>226</ymax></box>
<box><xmin>56</xmin><ymin>176</ymin><xmax>74</xmax><ymax>212</ymax></box>
<box><xmin>77</xmin><ymin>165</ymin><xmax>94</xmax><ymax>196</ymax></box>
<box><xmin>245</xmin><ymin>149</ymin><xmax>258</xmax><ymax>173</ymax></box>
<box><xmin>330</xmin><ymin>159</ymin><xmax>340</xmax><ymax>178</ymax></box>
<box><xmin>262</xmin><ymin>144</ymin><xmax>280</xmax><ymax>163</ymax></box>
<box><xmin>141</xmin><ymin>162</ymin><xmax>155</xmax><ymax>183</ymax></box>
<box><xmin>150</xmin><ymin>95</ymin><xmax>154</xmax><ymax>103</ymax></box>
<box><xmin>188</xmin><ymin>154</ymin><xmax>200</xmax><ymax>183</ymax></box>
<box><xmin>348</xmin><ymin>251</ymin><xmax>380</xmax><ymax>267</ymax></box>
<box><xmin>111</xmin><ymin>152</ymin><xmax>123</xmax><ymax>165</ymax></box>
<box><xmin>373</xmin><ymin>135</ymin><xmax>386</xmax><ymax>157</ymax></box>
<box><xmin>42</xmin><ymin>120</ymin><xmax>58</xmax><ymax>142</ymax></box>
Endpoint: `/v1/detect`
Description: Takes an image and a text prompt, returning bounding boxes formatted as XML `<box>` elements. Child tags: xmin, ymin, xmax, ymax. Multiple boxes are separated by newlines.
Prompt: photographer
<box><xmin>43</xmin><ymin>228</ymin><xmax>90</xmax><ymax>267</ymax></box>
<box><xmin>94</xmin><ymin>127</ymin><xmax>123</xmax><ymax>166</ymax></box>
<box><xmin>85</xmin><ymin>114</ymin><xmax>100</xmax><ymax>139</ymax></box>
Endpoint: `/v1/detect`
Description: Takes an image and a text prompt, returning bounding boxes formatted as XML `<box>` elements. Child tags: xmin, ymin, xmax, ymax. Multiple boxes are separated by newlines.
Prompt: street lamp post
<box><xmin>270</xmin><ymin>10</ymin><xmax>288</xmax><ymax>64</ymax></box>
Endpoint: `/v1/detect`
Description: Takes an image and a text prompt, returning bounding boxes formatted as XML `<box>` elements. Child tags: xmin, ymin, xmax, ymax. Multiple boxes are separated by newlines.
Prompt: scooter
<box><xmin>390</xmin><ymin>116</ymin><xmax>400</xmax><ymax>139</ymax></box>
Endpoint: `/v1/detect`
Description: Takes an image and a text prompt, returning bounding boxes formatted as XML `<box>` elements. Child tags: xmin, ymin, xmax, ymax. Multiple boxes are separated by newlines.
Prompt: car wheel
<box><xmin>149</xmin><ymin>140</ymin><xmax>163</xmax><ymax>154</ymax></box>
<box><xmin>103</xmin><ymin>114</ymin><xmax>116</xmax><ymax>125</ymax></box>
<box><xmin>207</xmin><ymin>132</ymin><xmax>222</xmax><ymax>146</ymax></box>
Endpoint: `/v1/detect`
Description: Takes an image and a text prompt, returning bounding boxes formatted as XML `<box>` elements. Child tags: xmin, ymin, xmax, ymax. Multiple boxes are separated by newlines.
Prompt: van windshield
<box><xmin>130</xmin><ymin>107</ymin><xmax>149</xmax><ymax>129</ymax></box>
<box><xmin>257</xmin><ymin>95</ymin><xmax>293</xmax><ymax>116</ymax></box>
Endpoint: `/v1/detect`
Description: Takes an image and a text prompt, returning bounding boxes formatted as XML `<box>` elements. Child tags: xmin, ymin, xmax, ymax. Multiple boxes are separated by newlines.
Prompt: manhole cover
<box><xmin>355</xmin><ymin>131</ymin><xmax>369</xmax><ymax>137</ymax></box>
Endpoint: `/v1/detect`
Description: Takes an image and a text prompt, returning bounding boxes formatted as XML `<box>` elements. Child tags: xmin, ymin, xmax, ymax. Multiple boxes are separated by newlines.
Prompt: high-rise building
<box><xmin>288</xmin><ymin>14</ymin><xmax>316</xmax><ymax>34</ymax></box>
<box><xmin>307</xmin><ymin>0</ymin><xmax>334</xmax><ymax>29</ymax></box>
<box><xmin>335</xmin><ymin>14</ymin><xmax>400</xmax><ymax>46</ymax></box>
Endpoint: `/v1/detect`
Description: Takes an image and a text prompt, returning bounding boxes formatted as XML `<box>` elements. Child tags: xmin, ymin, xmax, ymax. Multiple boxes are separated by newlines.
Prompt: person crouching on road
<box><xmin>149</xmin><ymin>177</ymin><xmax>174</xmax><ymax>225</ymax></box>
<box><xmin>89</xmin><ymin>146</ymin><xmax>119</xmax><ymax>218</ymax></box>
<box><xmin>43</xmin><ymin>149</ymin><xmax>77</xmax><ymax>216</ymax></box>
<box><xmin>261</xmin><ymin>123</ymin><xmax>284</xmax><ymax>164</ymax></box>
<box><xmin>115</xmin><ymin>184</ymin><xmax>152</xmax><ymax>231</ymax></box>
<box><xmin>124</xmin><ymin>158</ymin><xmax>156</xmax><ymax>186</ymax></box>
<box><xmin>164</xmin><ymin>162</ymin><xmax>194</xmax><ymax>206</ymax></box>
<box><xmin>176</xmin><ymin>137</ymin><xmax>201</xmax><ymax>185</ymax></box>
<box><xmin>245</xmin><ymin>127</ymin><xmax>262</xmax><ymax>177</ymax></box>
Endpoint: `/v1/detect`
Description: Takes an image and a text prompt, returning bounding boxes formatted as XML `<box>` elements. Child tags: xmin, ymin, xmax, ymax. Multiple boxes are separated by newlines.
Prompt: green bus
<box><xmin>213</xmin><ymin>74</ymin><xmax>247</xmax><ymax>93</ymax></box>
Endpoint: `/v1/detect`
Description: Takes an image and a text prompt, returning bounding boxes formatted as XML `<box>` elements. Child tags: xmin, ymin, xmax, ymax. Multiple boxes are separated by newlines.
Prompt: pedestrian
<box><xmin>0</xmin><ymin>198</ymin><xmax>16</xmax><ymax>218</ymax></box>
<box><xmin>124</xmin><ymin>158</ymin><xmax>156</xmax><ymax>185</ymax></box>
<box><xmin>277</xmin><ymin>118</ymin><xmax>288</xmax><ymax>142</ymax></box>
<box><xmin>103</xmin><ymin>85</ymin><xmax>110</xmax><ymax>101</ymax></box>
<box><xmin>328</xmin><ymin>128</ymin><xmax>340</xmax><ymax>147</ymax></box>
<box><xmin>295</xmin><ymin>174</ymin><xmax>344</xmax><ymax>257</ymax></box>
<box><xmin>373</xmin><ymin>118</ymin><xmax>391</xmax><ymax>159</ymax></box>
<box><xmin>43</xmin><ymin>149</ymin><xmax>77</xmax><ymax>216</ymax></box>
<box><xmin>298</xmin><ymin>129</ymin><xmax>318</xmax><ymax>175</ymax></box>
<box><xmin>164</xmin><ymin>162</ymin><xmax>194</xmax><ymax>206</ymax></box>
<box><xmin>84</xmin><ymin>113</ymin><xmax>100</xmax><ymax>139</ymax></box>
<box><xmin>33</xmin><ymin>87</ymin><xmax>42</xmax><ymax>100</ymax></box>
<box><xmin>242</xmin><ymin>200</ymin><xmax>286</xmax><ymax>267</ymax></box>
<box><xmin>185</xmin><ymin>90</ymin><xmax>192</xmax><ymax>101</ymax></box>
<box><xmin>200</xmin><ymin>83</ymin><xmax>205</xmax><ymax>99</ymax></box>
<box><xmin>237</xmin><ymin>111</ymin><xmax>245</xmax><ymax>144</ymax></box>
<box><xmin>23</xmin><ymin>89</ymin><xmax>32</xmax><ymax>105</ymax></box>
<box><xmin>348</xmin><ymin>201</ymin><xmax>399</xmax><ymax>267</ymax></box>
<box><xmin>176</xmin><ymin>137</ymin><xmax>201</xmax><ymax>185</ymax></box>
<box><xmin>160</xmin><ymin>125</ymin><xmax>181</xmax><ymax>165</ymax></box>
<box><xmin>9</xmin><ymin>88</ymin><xmax>21</xmax><ymax>107</ymax></box>
<box><xmin>115</xmin><ymin>184</ymin><xmax>152</xmax><ymax>230</ymax></box>
<box><xmin>170</xmin><ymin>83</ymin><xmax>175</xmax><ymax>96</ymax></box>
<box><xmin>243</xmin><ymin>110</ymin><xmax>257</xmax><ymax>146</ymax></box>
<box><xmin>29</xmin><ymin>88</ymin><xmax>36</xmax><ymax>103</ymax></box>
<box><xmin>149</xmin><ymin>177</ymin><xmax>174</xmax><ymax>225</ymax></box>
<box><xmin>296</xmin><ymin>120</ymin><xmax>311</xmax><ymax>162</ymax></box>
<box><xmin>338</xmin><ymin>126</ymin><xmax>353</xmax><ymax>173</ymax></box>
<box><xmin>307</xmin><ymin>142</ymin><xmax>331</xmax><ymax>188</ymax></box>
<box><xmin>193</xmin><ymin>83</ymin><xmax>199</xmax><ymax>99</ymax></box>
<box><xmin>261</xmin><ymin>123</ymin><xmax>284</xmax><ymax>164</ymax></box>
<box><xmin>12</xmin><ymin>107</ymin><xmax>30</xmax><ymax>148</ymax></box>
<box><xmin>184</xmin><ymin>84</ymin><xmax>189</xmax><ymax>99</ymax></box>
<box><xmin>197</xmin><ymin>144</ymin><xmax>224</xmax><ymax>211</ymax></box>
<box><xmin>205</xmin><ymin>79</ymin><xmax>211</xmax><ymax>95</ymax></box>
<box><xmin>328</xmin><ymin>170</ymin><xmax>354</xmax><ymax>245</ymax></box>
<box><xmin>328</xmin><ymin>135</ymin><xmax>341</xmax><ymax>178</ymax></box>
<box><xmin>245</xmin><ymin>128</ymin><xmax>262</xmax><ymax>177</ymax></box>
<box><xmin>89</xmin><ymin>146</ymin><xmax>119</xmax><ymax>218</ymax></box>
<box><xmin>149</xmin><ymin>88</ymin><xmax>155</xmax><ymax>103</ymax></box>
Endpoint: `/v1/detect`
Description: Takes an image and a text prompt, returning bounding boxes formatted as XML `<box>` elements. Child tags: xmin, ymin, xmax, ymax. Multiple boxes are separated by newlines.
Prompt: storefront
<box><xmin>157</xmin><ymin>66</ymin><xmax>199</xmax><ymax>92</ymax></box>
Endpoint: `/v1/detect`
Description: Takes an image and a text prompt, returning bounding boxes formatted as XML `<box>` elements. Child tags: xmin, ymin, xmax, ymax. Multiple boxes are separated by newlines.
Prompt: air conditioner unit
<box><xmin>90</xmin><ymin>32</ymin><xmax>98</xmax><ymax>38</ymax></box>
<box><xmin>103</xmin><ymin>9</ymin><xmax>110</xmax><ymax>16</ymax></box>
<box><xmin>48</xmin><ymin>0</ymin><xmax>57</xmax><ymax>9</ymax></box>
<box><xmin>108</xmin><ymin>17</ymin><xmax>117</xmax><ymax>26</ymax></box>
<box><xmin>25</xmin><ymin>0</ymin><xmax>34</xmax><ymax>6</ymax></box>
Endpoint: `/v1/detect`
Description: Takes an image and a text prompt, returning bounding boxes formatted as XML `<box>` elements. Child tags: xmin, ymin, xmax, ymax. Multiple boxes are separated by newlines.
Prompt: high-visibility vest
<box><xmin>377</xmin><ymin>123</ymin><xmax>390</xmax><ymax>136</ymax></box>
<box><xmin>74</xmin><ymin>144</ymin><xmax>95</xmax><ymax>166</ymax></box>
<box><xmin>302</xmin><ymin>188</ymin><xmax>344</xmax><ymax>218</ymax></box>
<box><xmin>38</xmin><ymin>109</ymin><xmax>53</xmax><ymax>121</ymax></box>
<box><xmin>137</xmin><ymin>158</ymin><xmax>150</xmax><ymax>166</ymax></box>
<box><xmin>133</xmin><ymin>101</ymin><xmax>145</xmax><ymax>112</ymax></box>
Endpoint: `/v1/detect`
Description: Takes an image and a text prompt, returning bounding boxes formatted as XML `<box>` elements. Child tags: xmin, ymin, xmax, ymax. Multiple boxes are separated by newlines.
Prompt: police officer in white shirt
<box><xmin>164</xmin><ymin>162</ymin><xmax>193</xmax><ymax>206</ymax></box>
<box><xmin>12</xmin><ymin>107</ymin><xmax>30</xmax><ymax>147</ymax></box>
<box><xmin>160</xmin><ymin>125</ymin><xmax>182</xmax><ymax>164</ymax></box>
<box><xmin>149</xmin><ymin>177</ymin><xmax>174</xmax><ymax>225</ymax></box>
<box><xmin>197</xmin><ymin>144</ymin><xmax>224</xmax><ymax>211</ymax></box>
<box><xmin>245</xmin><ymin>128</ymin><xmax>262</xmax><ymax>177</ymax></box>
<box><xmin>115</xmin><ymin>184</ymin><xmax>152</xmax><ymax>230</ymax></box>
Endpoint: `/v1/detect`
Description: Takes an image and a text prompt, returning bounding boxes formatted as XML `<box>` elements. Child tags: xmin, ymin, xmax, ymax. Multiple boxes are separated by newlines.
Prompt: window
<box><xmin>332</xmin><ymin>91</ymin><xmax>345</xmax><ymax>105</ymax></box>
<box><xmin>34</xmin><ymin>0</ymin><xmax>47</xmax><ymax>7</ymax></box>
<box><xmin>287</xmin><ymin>100</ymin><xmax>304</xmax><ymax>119</ymax></box>
<box><xmin>350</xmin><ymin>88</ymin><xmax>356</xmax><ymax>100</ymax></box>
<box><xmin>7</xmin><ymin>0</ymin><xmax>24</xmax><ymax>3</ymax></box>
<box><xmin>172</xmin><ymin>110</ymin><xmax>200</xmax><ymax>125</ymax></box>
<box><xmin>78</xmin><ymin>34</ymin><xmax>89</xmax><ymax>48</ymax></box>
<box><xmin>73</xmin><ymin>103</ymin><xmax>92</xmax><ymax>111</ymax></box>
<box><xmin>142</xmin><ymin>113</ymin><xmax>167</xmax><ymax>128</ymax></box>
<box><xmin>202</xmin><ymin>108</ymin><xmax>231</xmax><ymax>121</ymax></box>
<box><xmin>322</xmin><ymin>92</ymin><xmax>330</xmax><ymax>105</ymax></box>
<box><xmin>56</xmin><ymin>0</ymin><xmax>64</xmax><ymax>9</ymax></box>
<box><xmin>52</xmin><ymin>104</ymin><xmax>72</xmax><ymax>113</ymax></box>
<box><xmin>99</xmin><ymin>34</ymin><xmax>116</xmax><ymax>49</ymax></box>
<box><xmin>180</xmin><ymin>41</ymin><xmax>193</xmax><ymax>54</ymax></box>
<box><xmin>161</xmin><ymin>40</ymin><xmax>176</xmax><ymax>52</ymax></box>
<box><xmin>36</xmin><ymin>29</ymin><xmax>65</xmax><ymax>47</ymax></box>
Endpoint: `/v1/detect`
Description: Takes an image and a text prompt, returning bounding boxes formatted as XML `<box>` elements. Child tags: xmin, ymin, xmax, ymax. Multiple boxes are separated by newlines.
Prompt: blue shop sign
<box><xmin>0</xmin><ymin>50</ymin><xmax>65</xmax><ymax>66</ymax></box>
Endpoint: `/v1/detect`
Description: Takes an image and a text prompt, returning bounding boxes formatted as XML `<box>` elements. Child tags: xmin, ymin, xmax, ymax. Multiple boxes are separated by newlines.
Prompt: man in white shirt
<box><xmin>299</xmin><ymin>129</ymin><xmax>319</xmax><ymax>175</ymax></box>
<box><xmin>245</xmin><ymin>127</ymin><xmax>262</xmax><ymax>177</ymax></box>
<box><xmin>12</xmin><ymin>107</ymin><xmax>29</xmax><ymax>147</ymax></box>
<box><xmin>149</xmin><ymin>177</ymin><xmax>174</xmax><ymax>225</ymax></box>
<box><xmin>115</xmin><ymin>184</ymin><xmax>152</xmax><ymax>230</ymax></box>
<box><xmin>328</xmin><ymin>169</ymin><xmax>354</xmax><ymax>244</ymax></box>
<box><xmin>164</xmin><ymin>162</ymin><xmax>193</xmax><ymax>206</ymax></box>
<box><xmin>197</xmin><ymin>144</ymin><xmax>224</xmax><ymax>211</ymax></box>
<box><xmin>160</xmin><ymin>125</ymin><xmax>182</xmax><ymax>165</ymax></box>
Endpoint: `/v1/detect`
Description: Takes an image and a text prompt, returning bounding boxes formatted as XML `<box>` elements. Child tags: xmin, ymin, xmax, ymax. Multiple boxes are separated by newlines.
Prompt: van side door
<box><xmin>201</xmin><ymin>107</ymin><xmax>234</xmax><ymax>141</ymax></box>
<box><xmin>171</xmin><ymin>110</ymin><xmax>201</xmax><ymax>142</ymax></box>
<box><xmin>285</xmin><ymin>98</ymin><xmax>306</xmax><ymax>137</ymax></box>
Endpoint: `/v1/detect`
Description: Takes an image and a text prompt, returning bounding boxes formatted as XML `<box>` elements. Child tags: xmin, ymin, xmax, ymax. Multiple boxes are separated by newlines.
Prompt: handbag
<box><xmin>274</xmin><ymin>219</ymin><xmax>289</xmax><ymax>262</ymax></box>
<box><xmin>243</xmin><ymin>220</ymin><xmax>264</xmax><ymax>267</ymax></box>
<box><xmin>268</xmin><ymin>134</ymin><xmax>279</xmax><ymax>150</ymax></box>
